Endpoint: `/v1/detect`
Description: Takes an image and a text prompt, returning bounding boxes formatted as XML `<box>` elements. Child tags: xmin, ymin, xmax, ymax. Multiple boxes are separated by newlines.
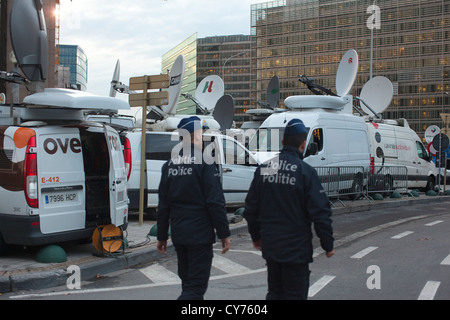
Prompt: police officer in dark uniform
<box><xmin>244</xmin><ymin>118</ymin><xmax>334</xmax><ymax>300</ymax></box>
<box><xmin>157</xmin><ymin>116</ymin><xmax>231</xmax><ymax>300</ymax></box>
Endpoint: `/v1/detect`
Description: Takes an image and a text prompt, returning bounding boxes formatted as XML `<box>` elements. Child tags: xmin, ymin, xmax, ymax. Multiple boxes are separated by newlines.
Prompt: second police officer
<box><xmin>244</xmin><ymin>119</ymin><xmax>335</xmax><ymax>300</ymax></box>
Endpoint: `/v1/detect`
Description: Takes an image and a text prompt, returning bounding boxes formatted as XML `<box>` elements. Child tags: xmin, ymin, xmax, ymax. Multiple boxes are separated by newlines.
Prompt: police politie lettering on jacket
<box><xmin>261</xmin><ymin>157</ymin><xmax>298</xmax><ymax>186</ymax></box>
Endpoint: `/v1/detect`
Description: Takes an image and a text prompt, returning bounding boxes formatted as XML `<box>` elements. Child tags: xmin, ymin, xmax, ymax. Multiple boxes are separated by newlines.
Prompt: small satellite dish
<box><xmin>196</xmin><ymin>75</ymin><xmax>225</xmax><ymax>112</ymax></box>
<box><xmin>335</xmin><ymin>49</ymin><xmax>359</xmax><ymax>97</ymax></box>
<box><xmin>10</xmin><ymin>0</ymin><xmax>48</xmax><ymax>82</ymax></box>
<box><xmin>267</xmin><ymin>75</ymin><xmax>280</xmax><ymax>109</ymax></box>
<box><xmin>110</xmin><ymin>60</ymin><xmax>120</xmax><ymax>98</ymax></box>
<box><xmin>359</xmin><ymin>76</ymin><xmax>393</xmax><ymax>115</ymax></box>
<box><xmin>163</xmin><ymin>55</ymin><xmax>185</xmax><ymax>116</ymax></box>
<box><xmin>213</xmin><ymin>95</ymin><xmax>235</xmax><ymax>131</ymax></box>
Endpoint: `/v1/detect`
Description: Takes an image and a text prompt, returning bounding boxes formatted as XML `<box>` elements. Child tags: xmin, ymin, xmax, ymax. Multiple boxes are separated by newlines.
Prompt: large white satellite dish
<box><xmin>359</xmin><ymin>76</ymin><xmax>393</xmax><ymax>116</ymax></box>
<box><xmin>163</xmin><ymin>55</ymin><xmax>185</xmax><ymax>116</ymax></box>
<box><xmin>196</xmin><ymin>75</ymin><xmax>225</xmax><ymax>112</ymax></box>
<box><xmin>336</xmin><ymin>49</ymin><xmax>359</xmax><ymax>97</ymax></box>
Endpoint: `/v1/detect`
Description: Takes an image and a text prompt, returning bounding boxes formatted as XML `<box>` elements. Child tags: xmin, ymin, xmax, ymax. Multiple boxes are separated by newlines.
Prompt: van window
<box><xmin>311</xmin><ymin>128</ymin><xmax>324</xmax><ymax>152</ymax></box>
<box><xmin>145</xmin><ymin>134</ymin><xmax>180</xmax><ymax>161</ymax></box>
<box><xmin>416</xmin><ymin>141</ymin><xmax>429</xmax><ymax>161</ymax></box>
<box><xmin>0</xmin><ymin>143</ymin><xmax>13</xmax><ymax>170</ymax></box>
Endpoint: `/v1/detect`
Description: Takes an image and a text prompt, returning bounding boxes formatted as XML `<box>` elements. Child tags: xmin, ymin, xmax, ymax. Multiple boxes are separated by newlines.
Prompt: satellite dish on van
<box><xmin>163</xmin><ymin>55</ymin><xmax>185</xmax><ymax>116</ymax></box>
<box><xmin>110</xmin><ymin>60</ymin><xmax>120</xmax><ymax>98</ymax></box>
<box><xmin>213</xmin><ymin>94</ymin><xmax>235</xmax><ymax>131</ymax></box>
<box><xmin>267</xmin><ymin>75</ymin><xmax>280</xmax><ymax>109</ymax></box>
<box><xmin>359</xmin><ymin>76</ymin><xmax>393</xmax><ymax>115</ymax></box>
<box><xmin>10</xmin><ymin>0</ymin><xmax>48</xmax><ymax>82</ymax></box>
<box><xmin>335</xmin><ymin>49</ymin><xmax>359</xmax><ymax>97</ymax></box>
<box><xmin>196</xmin><ymin>75</ymin><xmax>225</xmax><ymax>112</ymax></box>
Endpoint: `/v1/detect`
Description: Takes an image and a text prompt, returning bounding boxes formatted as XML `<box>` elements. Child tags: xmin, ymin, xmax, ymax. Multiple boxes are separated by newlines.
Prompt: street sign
<box><xmin>127</xmin><ymin>73</ymin><xmax>170</xmax><ymax>226</ymax></box>
<box><xmin>432</xmin><ymin>133</ymin><xmax>450</xmax><ymax>151</ymax></box>
<box><xmin>128</xmin><ymin>74</ymin><xmax>170</xmax><ymax>107</ymax></box>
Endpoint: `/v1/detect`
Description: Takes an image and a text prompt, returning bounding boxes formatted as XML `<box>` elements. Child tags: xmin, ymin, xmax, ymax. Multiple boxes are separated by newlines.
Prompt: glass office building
<box><xmin>162</xmin><ymin>33</ymin><xmax>198</xmax><ymax>115</ymax></box>
<box><xmin>251</xmin><ymin>0</ymin><xmax>449</xmax><ymax>136</ymax></box>
<box><xmin>197</xmin><ymin>35</ymin><xmax>255</xmax><ymax>123</ymax></box>
<box><xmin>58</xmin><ymin>44</ymin><xmax>88</xmax><ymax>91</ymax></box>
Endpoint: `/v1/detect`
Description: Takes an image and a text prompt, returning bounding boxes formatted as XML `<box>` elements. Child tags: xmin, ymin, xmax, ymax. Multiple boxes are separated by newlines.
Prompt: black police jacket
<box><xmin>244</xmin><ymin>145</ymin><xmax>334</xmax><ymax>264</ymax></box>
<box><xmin>157</xmin><ymin>143</ymin><xmax>230</xmax><ymax>245</ymax></box>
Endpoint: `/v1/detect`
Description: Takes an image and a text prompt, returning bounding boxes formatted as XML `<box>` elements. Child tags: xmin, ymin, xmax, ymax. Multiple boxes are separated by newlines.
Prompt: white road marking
<box><xmin>351</xmin><ymin>246</ymin><xmax>378</xmax><ymax>259</ymax></box>
<box><xmin>391</xmin><ymin>231</ymin><xmax>414</xmax><ymax>239</ymax></box>
<box><xmin>140</xmin><ymin>263</ymin><xmax>180</xmax><ymax>284</ymax></box>
<box><xmin>425</xmin><ymin>220</ymin><xmax>444</xmax><ymax>226</ymax></box>
<box><xmin>441</xmin><ymin>254</ymin><xmax>450</xmax><ymax>266</ymax></box>
<box><xmin>308</xmin><ymin>275</ymin><xmax>336</xmax><ymax>298</ymax></box>
<box><xmin>418</xmin><ymin>281</ymin><xmax>441</xmax><ymax>300</ymax></box>
<box><xmin>212</xmin><ymin>253</ymin><xmax>251</xmax><ymax>274</ymax></box>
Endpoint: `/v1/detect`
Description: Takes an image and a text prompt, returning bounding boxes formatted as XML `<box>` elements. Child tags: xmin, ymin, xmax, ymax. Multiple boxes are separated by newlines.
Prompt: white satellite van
<box><xmin>366</xmin><ymin>118</ymin><xmax>437</xmax><ymax>191</ymax></box>
<box><xmin>0</xmin><ymin>89</ymin><xmax>130</xmax><ymax>254</ymax></box>
<box><xmin>124</xmin><ymin>129</ymin><xmax>258</xmax><ymax>215</ymax></box>
<box><xmin>248</xmin><ymin>106</ymin><xmax>370</xmax><ymax>198</ymax></box>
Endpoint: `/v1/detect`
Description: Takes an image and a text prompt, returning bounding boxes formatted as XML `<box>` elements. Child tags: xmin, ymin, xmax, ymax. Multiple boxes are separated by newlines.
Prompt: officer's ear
<box><xmin>299</xmin><ymin>140</ymin><xmax>307</xmax><ymax>153</ymax></box>
<box><xmin>281</xmin><ymin>139</ymin><xmax>285</xmax><ymax>147</ymax></box>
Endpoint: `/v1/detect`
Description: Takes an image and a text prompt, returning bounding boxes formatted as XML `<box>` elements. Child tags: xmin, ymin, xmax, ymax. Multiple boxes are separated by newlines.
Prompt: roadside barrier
<box><xmin>314</xmin><ymin>165</ymin><xmax>408</xmax><ymax>207</ymax></box>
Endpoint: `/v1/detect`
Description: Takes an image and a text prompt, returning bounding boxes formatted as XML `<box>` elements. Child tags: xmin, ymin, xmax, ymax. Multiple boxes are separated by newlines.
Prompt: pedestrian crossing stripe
<box><xmin>140</xmin><ymin>263</ymin><xmax>180</xmax><ymax>284</ymax></box>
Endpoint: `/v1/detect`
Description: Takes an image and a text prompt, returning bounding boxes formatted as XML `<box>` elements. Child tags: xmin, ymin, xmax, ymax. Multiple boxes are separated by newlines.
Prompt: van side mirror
<box><xmin>305</xmin><ymin>142</ymin><xmax>318</xmax><ymax>158</ymax></box>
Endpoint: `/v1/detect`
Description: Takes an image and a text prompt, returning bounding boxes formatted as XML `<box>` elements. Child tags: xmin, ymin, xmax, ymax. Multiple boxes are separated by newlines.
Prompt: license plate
<box><xmin>45</xmin><ymin>193</ymin><xmax>78</xmax><ymax>205</ymax></box>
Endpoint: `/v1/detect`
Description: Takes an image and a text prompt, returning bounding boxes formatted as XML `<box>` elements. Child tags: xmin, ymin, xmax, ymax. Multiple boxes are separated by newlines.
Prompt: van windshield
<box><xmin>248</xmin><ymin>127</ymin><xmax>310</xmax><ymax>152</ymax></box>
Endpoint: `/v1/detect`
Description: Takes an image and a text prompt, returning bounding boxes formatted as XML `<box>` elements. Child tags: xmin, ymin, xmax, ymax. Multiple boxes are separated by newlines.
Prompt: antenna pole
<box><xmin>369</xmin><ymin>0</ymin><xmax>377</xmax><ymax>79</ymax></box>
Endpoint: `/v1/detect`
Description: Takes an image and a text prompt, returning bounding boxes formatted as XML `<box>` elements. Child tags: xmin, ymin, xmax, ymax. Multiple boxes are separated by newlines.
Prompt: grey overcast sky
<box><xmin>59</xmin><ymin>0</ymin><xmax>270</xmax><ymax>98</ymax></box>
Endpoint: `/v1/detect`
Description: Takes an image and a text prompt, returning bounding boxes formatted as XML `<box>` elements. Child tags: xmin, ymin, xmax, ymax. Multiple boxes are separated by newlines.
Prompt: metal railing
<box><xmin>314</xmin><ymin>165</ymin><xmax>408</xmax><ymax>207</ymax></box>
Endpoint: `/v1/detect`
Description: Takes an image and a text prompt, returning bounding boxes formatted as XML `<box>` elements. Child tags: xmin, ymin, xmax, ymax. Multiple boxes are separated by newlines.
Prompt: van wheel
<box><xmin>349</xmin><ymin>174</ymin><xmax>363</xmax><ymax>200</ymax></box>
<box><xmin>425</xmin><ymin>176</ymin><xmax>435</xmax><ymax>192</ymax></box>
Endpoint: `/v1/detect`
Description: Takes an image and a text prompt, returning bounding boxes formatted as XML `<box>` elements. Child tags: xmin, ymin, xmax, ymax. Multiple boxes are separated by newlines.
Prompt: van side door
<box><xmin>104</xmin><ymin>125</ymin><xmax>128</xmax><ymax>227</ymax></box>
<box><xmin>219</xmin><ymin>136</ymin><xmax>258</xmax><ymax>205</ymax></box>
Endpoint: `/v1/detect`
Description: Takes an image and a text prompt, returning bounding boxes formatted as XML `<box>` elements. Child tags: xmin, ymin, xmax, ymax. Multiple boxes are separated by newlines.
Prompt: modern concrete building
<box><xmin>250</xmin><ymin>0</ymin><xmax>450</xmax><ymax>136</ymax></box>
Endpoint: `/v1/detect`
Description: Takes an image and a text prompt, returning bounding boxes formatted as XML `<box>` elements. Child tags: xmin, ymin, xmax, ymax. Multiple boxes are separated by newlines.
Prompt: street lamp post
<box><xmin>222</xmin><ymin>52</ymin><xmax>247</xmax><ymax>82</ymax></box>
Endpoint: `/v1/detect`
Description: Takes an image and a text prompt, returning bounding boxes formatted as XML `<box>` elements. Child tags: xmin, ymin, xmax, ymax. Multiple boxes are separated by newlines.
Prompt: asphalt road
<box><xmin>3</xmin><ymin>199</ymin><xmax>449</xmax><ymax>301</ymax></box>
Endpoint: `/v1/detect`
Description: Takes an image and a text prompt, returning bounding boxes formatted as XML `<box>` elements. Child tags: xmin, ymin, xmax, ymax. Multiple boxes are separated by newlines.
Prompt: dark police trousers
<box><xmin>174</xmin><ymin>243</ymin><xmax>213</xmax><ymax>300</ymax></box>
<box><xmin>266</xmin><ymin>259</ymin><xmax>311</xmax><ymax>300</ymax></box>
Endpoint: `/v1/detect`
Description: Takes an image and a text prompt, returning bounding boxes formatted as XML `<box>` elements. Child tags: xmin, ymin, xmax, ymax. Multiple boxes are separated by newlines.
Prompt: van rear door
<box><xmin>104</xmin><ymin>125</ymin><xmax>128</xmax><ymax>227</ymax></box>
<box><xmin>37</xmin><ymin>127</ymin><xmax>86</xmax><ymax>234</ymax></box>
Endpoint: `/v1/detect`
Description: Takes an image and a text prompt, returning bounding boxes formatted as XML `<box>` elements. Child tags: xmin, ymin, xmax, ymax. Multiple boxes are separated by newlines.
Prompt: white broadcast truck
<box><xmin>0</xmin><ymin>89</ymin><xmax>130</xmax><ymax>255</ymax></box>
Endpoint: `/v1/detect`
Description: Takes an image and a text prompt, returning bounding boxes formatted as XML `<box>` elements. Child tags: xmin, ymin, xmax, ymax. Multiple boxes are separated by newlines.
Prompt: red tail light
<box><xmin>123</xmin><ymin>137</ymin><xmax>132</xmax><ymax>181</ymax></box>
<box><xmin>370</xmin><ymin>156</ymin><xmax>375</xmax><ymax>174</ymax></box>
<box><xmin>24</xmin><ymin>136</ymin><xmax>38</xmax><ymax>208</ymax></box>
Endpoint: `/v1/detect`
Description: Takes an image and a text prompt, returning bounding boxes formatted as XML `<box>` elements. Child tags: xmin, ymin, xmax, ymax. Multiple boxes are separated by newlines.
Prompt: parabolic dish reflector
<box><xmin>213</xmin><ymin>94</ymin><xmax>235</xmax><ymax>131</ymax></box>
<box><xmin>359</xmin><ymin>76</ymin><xmax>394</xmax><ymax>115</ymax></box>
<box><xmin>336</xmin><ymin>49</ymin><xmax>359</xmax><ymax>97</ymax></box>
<box><xmin>10</xmin><ymin>0</ymin><xmax>49</xmax><ymax>82</ymax></box>
<box><xmin>163</xmin><ymin>55</ymin><xmax>185</xmax><ymax>116</ymax></box>
<box><xmin>109</xmin><ymin>60</ymin><xmax>121</xmax><ymax>98</ymax></box>
<box><xmin>196</xmin><ymin>75</ymin><xmax>225</xmax><ymax>112</ymax></box>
